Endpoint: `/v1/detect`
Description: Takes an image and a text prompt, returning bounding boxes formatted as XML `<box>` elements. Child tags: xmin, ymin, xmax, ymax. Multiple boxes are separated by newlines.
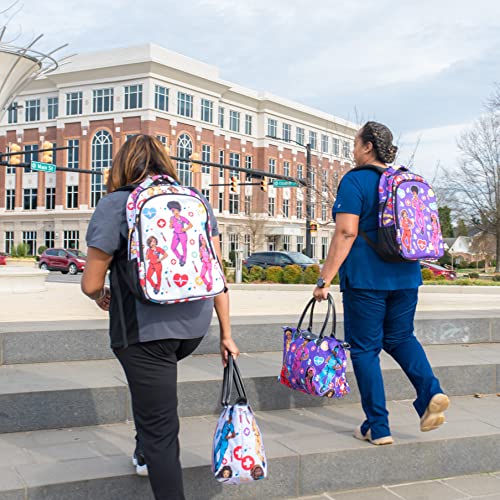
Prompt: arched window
<box><xmin>91</xmin><ymin>130</ymin><xmax>113</xmax><ymax>207</ymax></box>
<box><xmin>176</xmin><ymin>134</ymin><xmax>192</xmax><ymax>186</ymax></box>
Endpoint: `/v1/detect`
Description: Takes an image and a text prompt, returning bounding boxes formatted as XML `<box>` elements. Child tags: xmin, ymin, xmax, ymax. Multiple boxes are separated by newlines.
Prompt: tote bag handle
<box><xmin>296</xmin><ymin>293</ymin><xmax>337</xmax><ymax>339</ymax></box>
<box><xmin>221</xmin><ymin>355</ymin><xmax>248</xmax><ymax>407</ymax></box>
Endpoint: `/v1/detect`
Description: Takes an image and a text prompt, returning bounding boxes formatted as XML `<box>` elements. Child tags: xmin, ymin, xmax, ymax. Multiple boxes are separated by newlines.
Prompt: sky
<box><xmin>2</xmin><ymin>0</ymin><xmax>500</xmax><ymax>179</ymax></box>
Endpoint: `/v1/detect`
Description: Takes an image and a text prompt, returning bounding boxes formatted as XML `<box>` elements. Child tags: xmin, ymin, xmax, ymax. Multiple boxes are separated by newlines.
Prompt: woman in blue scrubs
<box><xmin>313</xmin><ymin>121</ymin><xmax>449</xmax><ymax>445</ymax></box>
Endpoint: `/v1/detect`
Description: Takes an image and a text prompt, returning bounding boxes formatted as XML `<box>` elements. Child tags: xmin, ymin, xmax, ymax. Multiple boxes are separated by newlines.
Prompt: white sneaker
<box><xmin>132</xmin><ymin>451</ymin><xmax>149</xmax><ymax>477</ymax></box>
<box><xmin>353</xmin><ymin>426</ymin><xmax>394</xmax><ymax>445</ymax></box>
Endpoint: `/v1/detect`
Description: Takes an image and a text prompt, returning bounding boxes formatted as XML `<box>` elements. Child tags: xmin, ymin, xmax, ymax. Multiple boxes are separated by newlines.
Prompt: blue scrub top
<box><xmin>332</xmin><ymin>169</ymin><xmax>422</xmax><ymax>291</ymax></box>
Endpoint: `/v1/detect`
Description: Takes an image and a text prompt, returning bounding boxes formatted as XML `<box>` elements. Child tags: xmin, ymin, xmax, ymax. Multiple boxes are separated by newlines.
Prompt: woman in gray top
<box><xmin>82</xmin><ymin>135</ymin><xmax>239</xmax><ymax>500</ymax></box>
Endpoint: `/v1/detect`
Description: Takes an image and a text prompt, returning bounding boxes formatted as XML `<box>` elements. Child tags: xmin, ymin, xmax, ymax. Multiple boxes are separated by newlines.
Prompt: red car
<box><xmin>0</xmin><ymin>253</ymin><xmax>6</xmax><ymax>265</ymax></box>
<box><xmin>39</xmin><ymin>248</ymin><xmax>86</xmax><ymax>275</ymax></box>
<box><xmin>420</xmin><ymin>261</ymin><xmax>456</xmax><ymax>280</ymax></box>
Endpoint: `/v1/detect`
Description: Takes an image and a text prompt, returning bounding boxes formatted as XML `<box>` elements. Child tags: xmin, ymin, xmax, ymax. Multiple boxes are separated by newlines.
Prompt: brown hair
<box><xmin>359</xmin><ymin>121</ymin><xmax>398</xmax><ymax>164</ymax></box>
<box><xmin>107</xmin><ymin>134</ymin><xmax>179</xmax><ymax>192</ymax></box>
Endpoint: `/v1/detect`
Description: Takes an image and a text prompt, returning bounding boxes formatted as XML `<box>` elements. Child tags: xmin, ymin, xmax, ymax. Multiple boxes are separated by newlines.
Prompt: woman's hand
<box><xmin>220</xmin><ymin>336</ymin><xmax>240</xmax><ymax>367</ymax></box>
<box><xmin>313</xmin><ymin>286</ymin><xmax>329</xmax><ymax>302</ymax></box>
<box><xmin>95</xmin><ymin>287</ymin><xmax>111</xmax><ymax>311</ymax></box>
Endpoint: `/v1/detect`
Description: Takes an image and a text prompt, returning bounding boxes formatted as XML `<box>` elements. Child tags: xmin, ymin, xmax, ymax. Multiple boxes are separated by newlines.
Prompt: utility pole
<box><xmin>305</xmin><ymin>143</ymin><xmax>313</xmax><ymax>258</ymax></box>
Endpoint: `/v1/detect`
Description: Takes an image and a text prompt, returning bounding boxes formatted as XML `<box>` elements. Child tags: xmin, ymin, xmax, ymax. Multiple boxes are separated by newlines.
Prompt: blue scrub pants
<box><xmin>343</xmin><ymin>288</ymin><xmax>443</xmax><ymax>440</ymax></box>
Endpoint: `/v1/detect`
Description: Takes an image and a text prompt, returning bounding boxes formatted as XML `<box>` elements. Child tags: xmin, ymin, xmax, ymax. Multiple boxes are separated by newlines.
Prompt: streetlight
<box><xmin>266</xmin><ymin>135</ymin><xmax>313</xmax><ymax>258</ymax></box>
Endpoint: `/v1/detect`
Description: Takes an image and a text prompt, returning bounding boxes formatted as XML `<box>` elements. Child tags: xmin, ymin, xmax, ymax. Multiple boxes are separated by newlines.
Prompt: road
<box><xmin>46</xmin><ymin>272</ymin><xmax>82</xmax><ymax>284</ymax></box>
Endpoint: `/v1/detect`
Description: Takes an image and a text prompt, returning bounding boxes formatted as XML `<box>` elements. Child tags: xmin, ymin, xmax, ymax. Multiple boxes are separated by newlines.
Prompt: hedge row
<box><xmin>243</xmin><ymin>264</ymin><xmax>340</xmax><ymax>285</ymax></box>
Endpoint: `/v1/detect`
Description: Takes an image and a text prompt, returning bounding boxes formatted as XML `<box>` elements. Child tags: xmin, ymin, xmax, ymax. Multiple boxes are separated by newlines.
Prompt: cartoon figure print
<box><xmin>167</xmin><ymin>200</ymin><xmax>193</xmax><ymax>267</ymax></box>
<box><xmin>400</xmin><ymin>209</ymin><xmax>414</xmax><ymax>252</ymax></box>
<box><xmin>213</xmin><ymin>410</ymin><xmax>236</xmax><ymax>472</ymax></box>
<box><xmin>411</xmin><ymin>185</ymin><xmax>426</xmax><ymax>235</ymax></box>
<box><xmin>319</xmin><ymin>347</ymin><xmax>343</xmax><ymax>394</ymax></box>
<box><xmin>251</xmin><ymin>417</ymin><xmax>266</xmax><ymax>468</ymax></box>
<box><xmin>145</xmin><ymin>236</ymin><xmax>168</xmax><ymax>294</ymax></box>
<box><xmin>430</xmin><ymin>213</ymin><xmax>441</xmax><ymax>256</ymax></box>
<box><xmin>199</xmin><ymin>234</ymin><xmax>213</xmax><ymax>292</ymax></box>
<box><xmin>216</xmin><ymin>466</ymin><xmax>233</xmax><ymax>482</ymax></box>
<box><xmin>305</xmin><ymin>366</ymin><xmax>316</xmax><ymax>394</ymax></box>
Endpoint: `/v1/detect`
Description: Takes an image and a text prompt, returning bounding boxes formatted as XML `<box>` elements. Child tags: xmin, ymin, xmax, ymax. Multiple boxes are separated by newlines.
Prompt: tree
<box><xmin>470</xmin><ymin>232</ymin><xmax>496</xmax><ymax>272</ymax></box>
<box><xmin>241</xmin><ymin>212</ymin><xmax>267</xmax><ymax>255</ymax></box>
<box><xmin>438</xmin><ymin>206</ymin><xmax>454</xmax><ymax>237</ymax></box>
<box><xmin>455</xmin><ymin>219</ymin><xmax>468</xmax><ymax>237</ymax></box>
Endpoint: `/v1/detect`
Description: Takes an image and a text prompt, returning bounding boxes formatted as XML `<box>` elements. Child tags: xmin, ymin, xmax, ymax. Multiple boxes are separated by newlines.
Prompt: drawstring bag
<box><xmin>279</xmin><ymin>294</ymin><xmax>350</xmax><ymax>398</ymax></box>
<box><xmin>212</xmin><ymin>356</ymin><xmax>267</xmax><ymax>484</ymax></box>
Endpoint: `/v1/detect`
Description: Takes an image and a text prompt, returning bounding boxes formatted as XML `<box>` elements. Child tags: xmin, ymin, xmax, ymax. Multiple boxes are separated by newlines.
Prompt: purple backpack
<box><xmin>354</xmin><ymin>165</ymin><xmax>444</xmax><ymax>262</ymax></box>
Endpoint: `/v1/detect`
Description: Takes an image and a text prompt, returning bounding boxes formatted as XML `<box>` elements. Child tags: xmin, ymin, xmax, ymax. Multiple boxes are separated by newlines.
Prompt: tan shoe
<box><xmin>353</xmin><ymin>426</ymin><xmax>394</xmax><ymax>445</ymax></box>
<box><xmin>420</xmin><ymin>393</ymin><xmax>450</xmax><ymax>432</ymax></box>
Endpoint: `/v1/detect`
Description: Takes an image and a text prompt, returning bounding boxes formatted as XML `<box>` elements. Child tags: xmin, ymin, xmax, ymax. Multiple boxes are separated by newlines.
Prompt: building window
<box><xmin>23</xmin><ymin>188</ymin><xmax>37</xmax><ymax>210</ymax></box>
<box><xmin>46</xmin><ymin>187</ymin><xmax>55</xmax><ymax>209</ymax></box>
<box><xmin>156</xmin><ymin>135</ymin><xmax>167</xmax><ymax>146</ymax></box>
<box><xmin>229</xmin><ymin>193</ymin><xmax>239</xmax><ymax>214</ymax></box>
<box><xmin>297</xmin><ymin>235</ymin><xmax>304</xmax><ymax>253</ymax></box>
<box><xmin>201</xmin><ymin>98</ymin><xmax>213</xmax><ymax>123</ymax></box>
<box><xmin>321</xmin><ymin>135</ymin><xmax>329</xmax><ymax>153</ymax></box>
<box><xmin>125</xmin><ymin>85</ymin><xmax>143</xmax><ymax>110</ymax></box>
<box><xmin>244</xmin><ymin>234</ymin><xmax>251</xmax><ymax>258</ymax></box>
<box><xmin>321</xmin><ymin>237</ymin><xmax>329</xmax><ymax>260</ymax></box>
<box><xmin>322</xmin><ymin>202</ymin><xmax>328</xmax><ymax>221</ymax></box>
<box><xmin>343</xmin><ymin>141</ymin><xmax>351</xmax><ymax>159</ymax></box>
<box><xmin>245</xmin><ymin>114</ymin><xmax>252</xmax><ymax>135</ymax></box>
<box><xmin>154</xmin><ymin>85</ymin><xmax>169</xmax><ymax>112</ymax></box>
<box><xmin>176</xmin><ymin>134</ymin><xmax>193</xmax><ymax>186</ymax></box>
<box><xmin>268</xmin><ymin>158</ymin><xmax>276</xmax><ymax>175</ymax></box>
<box><xmin>45</xmin><ymin>231</ymin><xmax>55</xmax><ymax>248</ymax></box>
<box><xmin>268</xmin><ymin>197</ymin><xmax>275</xmax><ymax>216</ymax></box>
<box><xmin>66</xmin><ymin>185</ymin><xmax>78</xmax><ymax>209</ymax></box>
<box><xmin>201</xmin><ymin>144</ymin><xmax>211</xmax><ymax>174</ymax></box>
<box><xmin>48</xmin><ymin>97</ymin><xmax>58</xmax><ymax>119</ymax></box>
<box><xmin>229</xmin><ymin>152</ymin><xmax>240</xmax><ymax>178</ymax></box>
<box><xmin>332</xmin><ymin>137</ymin><xmax>340</xmax><ymax>156</ymax></box>
<box><xmin>244</xmin><ymin>195</ymin><xmax>251</xmax><ymax>215</ymax></box>
<box><xmin>296</xmin><ymin>127</ymin><xmax>305</xmax><ymax>145</ymax></box>
<box><xmin>22</xmin><ymin>231</ymin><xmax>37</xmax><ymax>256</ymax></box>
<box><xmin>310</xmin><ymin>202</ymin><xmax>316</xmax><ymax>219</ymax></box>
<box><xmin>218</xmin><ymin>106</ymin><xmax>224</xmax><ymax>128</ymax></box>
<box><xmin>218</xmin><ymin>192</ymin><xmax>224</xmax><ymax>212</ymax></box>
<box><xmin>64</xmin><ymin>230</ymin><xmax>79</xmax><ymax>250</ymax></box>
<box><xmin>283</xmin><ymin>161</ymin><xmax>290</xmax><ymax>177</ymax></box>
<box><xmin>8</xmin><ymin>102</ymin><xmax>18</xmax><ymax>124</ymax></box>
<box><xmin>245</xmin><ymin>155</ymin><xmax>253</xmax><ymax>181</ymax></box>
<box><xmin>283</xmin><ymin>235</ymin><xmax>290</xmax><ymax>251</ymax></box>
<box><xmin>282</xmin><ymin>199</ymin><xmax>289</xmax><ymax>218</ymax></box>
<box><xmin>296</xmin><ymin>200</ymin><xmax>303</xmax><ymax>219</ymax></box>
<box><xmin>219</xmin><ymin>150</ymin><xmax>224</xmax><ymax>178</ymax></box>
<box><xmin>229</xmin><ymin>110</ymin><xmax>240</xmax><ymax>132</ymax></box>
<box><xmin>24</xmin><ymin>144</ymin><xmax>39</xmax><ymax>171</ymax></box>
<box><xmin>177</xmin><ymin>92</ymin><xmax>193</xmax><ymax>117</ymax></box>
<box><xmin>201</xmin><ymin>188</ymin><xmax>210</xmax><ymax>202</ymax></box>
<box><xmin>309</xmin><ymin>131</ymin><xmax>317</xmax><ymax>150</ymax></box>
<box><xmin>93</xmin><ymin>88</ymin><xmax>114</xmax><ymax>113</ymax></box>
<box><xmin>6</xmin><ymin>189</ymin><xmax>15</xmax><ymax>210</ymax></box>
<box><xmin>25</xmin><ymin>99</ymin><xmax>40</xmax><ymax>122</ymax></box>
<box><xmin>297</xmin><ymin>164</ymin><xmax>303</xmax><ymax>179</ymax></box>
<box><xmin>4</xmin><ymin>231</ymin><xmax>14</xmax><ymax>254</ymax></box>
<box><xmin>91</xmin><ymin>130</ymin><xmax>113</xmax><ymax>208</ymax></box>
<box><xmin>322</xmin><ymin>170</ymin><xmax>328</xmax><ymax>192</ymax></box>
<box><xmin>66</xmin><ymin>92</ymin><xmax>83</xmax><ymax>115</ymax></box>
<box><xmin>66</xmin><ymin>139</ymin><xmax>79</xmax><ymax>169</ymax></box>
<box><xmin>311</xmin><ymin>236</ymin><xmax>317</xmax><ymax>258</ymax></box>
<box><xmin>267</xmin><ymin>118</ymin><xmax>278</xmax><ymax>138</ymax></box>
<box><xmin>283</xmin><ymin>123</ymin><xmax>292</xmax><ymax>142</ymax></box>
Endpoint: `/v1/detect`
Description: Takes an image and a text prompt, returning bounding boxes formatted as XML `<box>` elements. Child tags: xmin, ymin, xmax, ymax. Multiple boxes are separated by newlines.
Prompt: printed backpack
<box><xmin>124</xmin><ymin>174</ymin><xmax>226</xmax><ymax>304</ymax></box>
<box><xmin>353</xmin><ymin>165</ymin><xmax>444</xmax><ymax>262</ymax></box>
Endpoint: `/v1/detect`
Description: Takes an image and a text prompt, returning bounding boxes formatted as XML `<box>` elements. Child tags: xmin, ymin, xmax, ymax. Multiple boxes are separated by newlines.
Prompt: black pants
<box><xmin>114</xmin><ymin>337</ymin><xmax>203</xmax><ymax>500</ymax></box>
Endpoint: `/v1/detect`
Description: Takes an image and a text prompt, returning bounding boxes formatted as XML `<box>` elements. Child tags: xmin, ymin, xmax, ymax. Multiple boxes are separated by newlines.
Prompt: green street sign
<box><xmin>273</xmin><ymin>179</ymin><xmax>299</xmax><ymax>188</ymax></box>
<box><xmin>31</xmin><ymin>161</ymin><xmax>56</xmax><ymax>173</ymax></box>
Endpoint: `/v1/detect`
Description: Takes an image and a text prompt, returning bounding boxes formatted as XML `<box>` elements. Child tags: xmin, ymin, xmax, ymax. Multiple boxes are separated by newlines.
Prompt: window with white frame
<box><xmin>297</xmin><ymin>164</ymin><xmax>303</xmax><ymax>179</ymax></box>
<box><xmin>125</xmin><ymin>85</ymin><xmax>143</xmax><ymax>110</ymax></box>
<box><xmin>310</xmin><ymin>202</ymin><xmax>316</xmax><ymax>219</ymax></box>
<box><xmin>64</xmin><ymin>230</ymin><xmax>79</xmax><ymax>250</ymax></box>
<box><xmin>229</xmin><ymin>152</ymin><xmax>240</xmax><ymax>178</ymax></box>
<box><xmin>4</xmin><ymin>231</ymin><xmax>14</xmax><ymax>254</ymax></box>
<box><xmin>201</xmin><ymin>188</ymin><xmax>210</xmax><ymax>202</ymax></box>
<box><xmin>296</xmin><ymin>127</ymin><xmax>305</xmax><ymax>145</ymax></box>
<box><xmin>245</xmin><ymin>155</ymin><xmax>253</xmax><ymax>180</ymax></box>
<box><xmin>66</xmin><ymin>185</ymin><xmax>78</xmax><ymax>209</ymax></box>
<box><xmin>8</xmin><ymin>102</ymin><xmax>18</xmax><ymax>124</ymax></box>
<box><xmin>24</xmin><ymin>145</ymin><xmax>38</xmax><ymax>172</ymax></box>
<box><xmin>6</xmin><ymin>189</ymin><xmax>15</xmax><ymax>210</ymax></box>
<box><xmin>93</xmin><ymin>88</ymin><xmax>114</xmax><ymax>113</ymax></box>
<box><xmin>245</xmin><ymin>114</ymin><xmax>252</xmax><ymax>135</ymax></box>
<box><xmin>283</xmin><ymin>123</ymin><xmax>292</xmax><ymax>142</ymax></box>
<box><xmin>321</xmin><ymin>236</ymin><xmax>328</xmax><ymax>260</ymax></box>
<box><xmin>177</xmin><ymin>92</ymin><xmax>193</xmax><ymax>117</ymax></box>
<box><xmin>322</xmin><ymin>202</ymin><xmax>327</xmax><ymax>221</ymax></box>
<box><xmin>48</xmin><ymin>97</ymin><xmax>58</xmax><ymax>119</ymax></box>
<box><xmin>66</xmin><ymin>92</ymin><xmax>82</xmax><ymax>115</ymax></box>
<box><xmin>343</xmin><ymin>141</ymin><xmax>351</xmax><ymax>159</ymax></box>
<box><xmin>283</xmin><ymin>235</ymin><xmax>290</xmax><ymax>251</ymax></box>
<box><xmin>22</xmin><ymin>231</ymin><xmax>37</xmax><ymax>256</ymax></box>
<box><xmin>23</xmin><ymin>188</ymin><xmax>37</xmax><ymax>210</ymax></box>
<box><xmin>322</xmin><ymin>170</ymin><xmax>328</xmax><ymax>192</ymax></box>
<box><xmin>67</xmin><ymin>139</ymin><xmax>79</xmax><ymax>169</ymax></box>
<box><xmin>176</xmin><ymin>134</ymin><xmax>193</xmax><ymax>186</ymax></box>
<box><xmin>201</xmin><ymin>99</ymin><xmax>213</xmax><ymax>123</ymax></box>
<box><xmin>282</xmin><ymin>199</ymin><xmax>289</xmax><ymax>217</ymax></box>
<box><xmin>201</xmin><ymin>144</ymin><xmax>211</xmax><ymax>174</ymax></box>
<box><xmin>25</xmin><ymin>99</ymin><xmax>40</xmax><ymax>122</ymax></box>
<box><xmin>219</xmin><ymin>150</ymin><xmax>224</xmax><ymax>178</ymax></box>
<box><xmin>311</xmin><ymin>236</ymin><xmax>317</xmax><ymax>258</ymax></box>
<box><xmin>6</xmin><ymin>146</ymin><xmax>16</xmax><ymax>174</ymax></box>
<box><xmin>91</xmin><ymin>130</ymin><xmax>113</xmax><ymax>207</ymax></box>
<box><xmin>309</xmin><ymin>131</ymin><xmax>317</xmax><ymax>150</ymax></box>
<box><xmin>218</xmin><ymin>192</ymin><xmax>224</xmax><ymax>212</ymax></box>
<box><xmin>44</xmin><ymin>231</ymin><xmax>55</xmax><ymax>248</ymax></box>
<box><xmin>321</xmin><ymin>134</ymin><xmax>329</xmax><ymax>153</ymax></box>
<box><xmin>267</xmin><ymin>118</ymin><xmax>278</xmax><ymax>138</ymax></box>
<box><xmin>229</xmin><ymin>110</ymin><xmax>240</xmax><ymax>132</ymax></box>
<box><xmin>296</xmin><ymin>200</ymin><xmax>303</xmax><ymax>219</ymax></box>
<box><xmin>154</xmin><ymin>85</ymin><xmax>169</xmax><ymax>112</ymax></box>
<box><xmin>297</xmin><ymin>235</ymin><xmax>304</xmax><ymax>253</ymax></box>
<box><xmin>156</xmin><ymin>135</ymin><xmax>167</xmax><ymax>146</ymax></box>
<box><xmin>268</xmin><ymin>158</ymin><xmax>276</xmax><ymax>175</ymax></box>
<box><xmin>229</xmin><ymin>193</ymin><xmax>239</xmax><ymax>214</ymax></box>
<box><xmin>46</xmin><ymin>187</ymin><xmax>55</xmax><ymax>210</ymax></box>
<box><xmin>244</xmin><ymin>195</ymin><xmax>251</xmax><ymax>215</ymax></box>
<box><xmin>332</xmin><ymin>137</ymin><xmax>340</xmax><ymax>156</ymax></box>
<box><xmin>218</xmin><ymin>106</ymin><xmax>225</xmax><ymax>128</ymax></box>
<box><xmin>268</xmin><ymin>196</ymin><xmax>275</xmax><ymax>216</ymax></box>
<box><xmin>283</xmin><ymin>161</ymin><xmax>290</xmax><ymax>177</ymax></box>
<box><xmin>244</xmin><ymin>234</ymin><xmax>251</xmax><ymax>257</ymax></box>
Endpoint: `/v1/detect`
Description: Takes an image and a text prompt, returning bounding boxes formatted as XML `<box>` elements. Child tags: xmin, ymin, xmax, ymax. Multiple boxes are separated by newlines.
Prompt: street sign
<box><xmin>31</xmin><ymin>161</ymin><xmax>56</xmax><ymax>173</ymax></box>
<box><xmin>273</xmin><ymin>179</ymin><xmax>298</xmax><ymax>188</ymax></box>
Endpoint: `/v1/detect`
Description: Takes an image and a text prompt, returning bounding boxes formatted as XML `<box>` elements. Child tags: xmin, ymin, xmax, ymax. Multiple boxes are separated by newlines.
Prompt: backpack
<box><xmin>124</xmin><ymin>174</ymin><xmax>226</xmax><ymax>304</ymax></box>
<box><xmin>351</xmin><ymin>165</ymin><xmax>444</xmax><ymax>262</ymax></box>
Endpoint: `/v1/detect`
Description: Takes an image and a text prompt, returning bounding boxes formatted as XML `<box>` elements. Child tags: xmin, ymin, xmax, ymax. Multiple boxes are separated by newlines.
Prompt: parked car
<box><xmin>243</xmin><ymin>251</ymin><xmax>316</xmax><ymax>270</ymax></box>
<box><xmin>39</xmin><ymin>248</ymin><xmax>87</xmax><ymax>275</ymax></box>
<box><xmin>0</xmin><ymin>253</ymin><xmax>6</xmax><ymax>265</ymax></box>
<box><xmin>420</xmin><ymin>261</ymin><xmax>457</xmax><ymax>280</ymax></box>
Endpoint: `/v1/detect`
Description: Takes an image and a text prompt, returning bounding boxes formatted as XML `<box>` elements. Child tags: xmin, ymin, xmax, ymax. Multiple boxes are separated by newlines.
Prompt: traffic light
<box><xmin>102</xmin><ymin>168</ymin><xmax>110</xmax><ymax>185</ymax></box>
<box><xmin>230</xmin><ymin>175</ymin><xmax>239</xmax><ymax>193</ymax></box>
<box><xmin>41</xmin><ymin>141</ymin><xmax>54</xmax><ymax>164</ymax></box>
<box><xmin>9</xmin><ymin>143</ymin><xmax>22</xmax><ymax>165</ymax></box>
<box><xmin>260</xmin><ymin>176</ymin><xmax>268</xmax><ymax>192</ymax></box>
<box><xmin>190</xmin><ymin>152</ymin><xmax>201</xmax><ymax>173</ymax></box>
<box><xmin>309</xmin><ymin>221</ymin><xmax>318</xmax><ymax>232</ymax></box>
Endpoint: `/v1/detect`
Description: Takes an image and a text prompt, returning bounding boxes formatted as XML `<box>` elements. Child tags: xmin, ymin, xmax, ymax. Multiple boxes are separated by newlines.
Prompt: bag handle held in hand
<box><xmin>296</xmin><ymin>293</ymin><xmax>337</xmax><ymax>338</ymax></box>
<box><xmin>221</xmin><ymin>355</ymin><xmax>247</xmax><ymax>407</ymax></box>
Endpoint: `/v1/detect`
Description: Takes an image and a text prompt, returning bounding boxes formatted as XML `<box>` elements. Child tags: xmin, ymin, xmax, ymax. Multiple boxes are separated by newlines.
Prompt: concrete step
<box><xmin>1</xmin><ymin>344</ymin><xmax>499</xmax><ymax>433</ymax></box>
<box><xmin>1</xmin><ymin>395</ymin><xmax>499</xmax><ymax>499</ymax></box>
<box><xmin>1</xmin><ymin>311</ymin><xmax>499</xmax><ymax>365</ymax></box>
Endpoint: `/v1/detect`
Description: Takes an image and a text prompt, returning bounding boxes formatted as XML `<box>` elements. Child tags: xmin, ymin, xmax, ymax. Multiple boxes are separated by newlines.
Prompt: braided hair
<box><xmin>359</xmin><ymin>121</ymin><xmax>398</xmax><ymax>164</ymax></box>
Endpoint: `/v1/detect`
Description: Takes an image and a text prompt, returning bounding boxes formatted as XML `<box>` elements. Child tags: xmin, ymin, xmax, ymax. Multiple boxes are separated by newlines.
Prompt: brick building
<box><xmin>0</xmin><ymin>44</ymin><xmax>357</xmax><ymax>261</ymax></box>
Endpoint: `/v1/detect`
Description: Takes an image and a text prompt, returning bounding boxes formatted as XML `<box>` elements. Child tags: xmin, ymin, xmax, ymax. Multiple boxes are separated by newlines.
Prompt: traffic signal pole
<box><xmin>305</xmin><ymin>143</ymin><xmax>313</xmax><ymax>258</ymax></box>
